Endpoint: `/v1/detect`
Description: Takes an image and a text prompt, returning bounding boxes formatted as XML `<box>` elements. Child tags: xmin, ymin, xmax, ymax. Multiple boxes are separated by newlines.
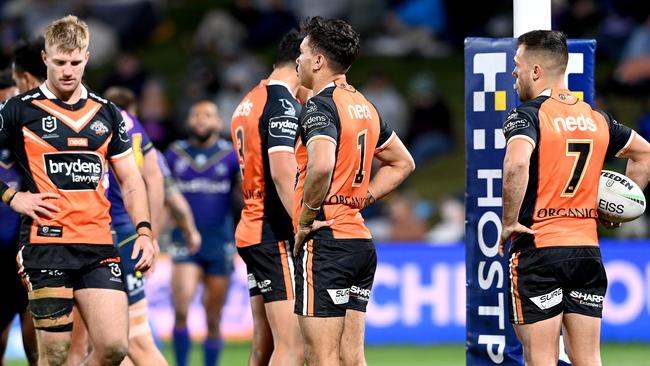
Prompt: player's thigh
<box><xmin>171</xmin><ymin>262</ymin><xmax>202</xmax><ymax>310</ymax></box>
<box><xmin>340</xmin><ymin>310</ymin><xmax>366</xmax><ymax>358</ymax></box>
<box><xmin>265</xmin><ymin>300</ymin><xmax>301</xmax><ymax>346</ymax></box>
<box><xmin>562</xmin><ymin>313</ymin><xmax>602</xmax><ymax>366</ymax></box>
<box><xmin>514</xmin><ymin>313</ymin><xmax>562</xmax><ymax>364</ymax></box>
<box><xmin>298</xmin><ymin>315</ymin><xmax>344</xmax><ymax>354</ymax></box>
<box><xmin>249</xmin><ymin>295</ymin><xmax>274</xmax><ymax>364</ymax></box>
<box><xmin>115</xmin><ymin>228</ymin><xmax>147</xmax><ymax>307</ymax></box>
<box><xmin>203</xmin><ymin>275</ymin><xmax>230</xmax><ymax>315</ymax></box>
<box><xmin>74</xmin><ymin>288</ymin><xmax>128</xmax><ymax>349</ymax></box>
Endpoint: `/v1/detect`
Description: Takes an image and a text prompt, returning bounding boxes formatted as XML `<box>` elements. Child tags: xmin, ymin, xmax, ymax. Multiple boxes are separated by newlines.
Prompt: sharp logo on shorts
<box><xmin>530</xmin><ymin>288</ymin><xmax>563</xmax><ymax>310</ymax></box>
<box><xmin>257</xmin><ymin>279</ymin><xmax>272</xmax><ymax>293</ymax></box>
<box><xmin>327</xmin><ymin>288</ymin><xmax>350</xmax><ymax>305</ymax></box>
<box><xmin>67</xmin><ymin>137</ymin><xmax>88</xmax><ymax>147</ymax></box>
<box><xmin>37</xmin><ymin>225</ymin><xmax>63</xmax><ymax>238</ymax></box>
<box><xmin>569</xmin><ymin>290</ymin><xmax>604</xmax><ymax>308</ymax></box>
<box><xmin>247</xmin><ymin>273</ymin><xmax>257</xmax><ymax>290</ymax></box>
<box><xmin>44</xmin><ymin>152</ymin><xmax>103</xmax><ymax>191</ymax></box>
<box><xmin>350</xmin><ymin>286</ymin><xmax>371</xmax><ymax>302</ymax></box>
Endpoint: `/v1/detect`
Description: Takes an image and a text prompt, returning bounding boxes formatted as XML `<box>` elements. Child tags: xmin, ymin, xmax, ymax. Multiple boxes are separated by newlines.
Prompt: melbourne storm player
<box><xmin>293</xmin><ymin>17</ymin><xmax>415</xmax><ymax>365</ymax></box>
<box><xmin>499</xmin><ymin>30</ymin><xmax>650</xmax><ymax>365</ymax></box>
<box><xmin>0</xmin><ymin>15</ymin><xmax>154</xmax><ymax>365</ymax></box>
<box><xmin>165</xmin><ymin>100</ymin><xmax>240</xmax><ymax>366</ymax></box>
<box><xmin>231</xmin><ymin>29</ymin><xmax>304</xmax><ymax>366</ymax></box>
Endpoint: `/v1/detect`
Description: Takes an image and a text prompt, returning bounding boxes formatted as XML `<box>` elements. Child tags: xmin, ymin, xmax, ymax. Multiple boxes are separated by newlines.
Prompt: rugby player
<box><xmin>0</xmin><ymin>15</ymin><xmax>154</xmax><ymax>365</ymax></box>
<box><xmin>165</xmin><ymin>100</ymin><xmax>240</xmax><ymax>366</ymax></box>
<box><xmin>499</xmin><ymin>30</ymin><xmax>650</xmax><ymax>366</ymax></box>
<box><xmin>293</xmin><ymin>17</ymin><xmax>415</xmax><ymax>365</ymax></box>
<box><xmin>230</xmin><ymin>29</ymin><xmax>304</xmax><ymax>366</ymax></box>
<box><xmin>0</xmin><ymin>68</ymin><xmax>37</xmax><ymax>366</ymax></box>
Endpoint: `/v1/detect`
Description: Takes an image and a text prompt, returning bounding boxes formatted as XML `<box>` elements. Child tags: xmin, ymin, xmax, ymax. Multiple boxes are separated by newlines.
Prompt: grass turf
<box><xmin>5</xmin><ymin>342</ymin><xmax>649</xmax><ymax>365</ymax></box>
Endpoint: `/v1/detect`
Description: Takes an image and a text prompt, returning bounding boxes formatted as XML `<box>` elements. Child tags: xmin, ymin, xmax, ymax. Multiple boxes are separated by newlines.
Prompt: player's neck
<box><xmin>268</xmin><ymin>65</ymin><xmax>299</xmax><ymax>94</ymax></box>
<box><xmin>312</xmin><ymin>72</ymin><xmax>346</xmax><ymax>96</ymax></box>
<box><xmin>45</xmin><ymin>79</ymin><xmax>83</xmax><ymax>104</ymax></box>
<box><xmin>535</xmin><ymin>76</ymin><xmax>567</xmax><ymax>96</ymax></box>
<box><xmin>190</xmin><ymin>134</ymin><xmax>218</xmax><ymax>149</ymax></box>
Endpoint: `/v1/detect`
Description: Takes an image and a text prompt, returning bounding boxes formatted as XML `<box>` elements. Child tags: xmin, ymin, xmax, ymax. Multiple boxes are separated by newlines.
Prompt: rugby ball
<box><xmin>597</xmin><ymin>170</ymin><xmax>646</xmax><ymax>223</ymax></box>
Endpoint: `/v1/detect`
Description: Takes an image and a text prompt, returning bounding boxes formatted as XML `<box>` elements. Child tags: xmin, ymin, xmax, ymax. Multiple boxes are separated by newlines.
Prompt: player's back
<box><xmin>505</xmin><ymin>89</ymin><xmax>633</xmax><ymax>251</ymax></box>
<box><xmin>231</xmin><ymin>80</ymin><xmax>299</xmax><ymax>247</ymax></box>
<box><xmin>294</xmin><ymin>78</ymin><xmax>395</xmax><ymax>240</ymax></box>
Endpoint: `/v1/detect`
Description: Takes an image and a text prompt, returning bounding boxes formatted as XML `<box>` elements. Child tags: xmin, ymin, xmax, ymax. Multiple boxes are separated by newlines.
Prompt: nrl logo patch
<box><xmin>90</xmin><ymin>120</ymin><xmax>109</xmax><ymax>136</ymax></box>
<box><xmin>42</xmin><ymin>116</ymin><xmax>57</xmax><ymax>133</ymax></box>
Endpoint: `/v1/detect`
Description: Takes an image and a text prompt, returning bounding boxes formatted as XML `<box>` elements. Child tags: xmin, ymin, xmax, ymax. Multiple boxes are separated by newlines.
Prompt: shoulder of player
<box><xmin>216</xmin><ymin>138</ymin><xmax>234</xmax><ymax>152</ymax></box>
<box><xmin>168</xmin><ymin>140</ymin><xmax>190</xmax><ymax>155</ymax></box>
<box><xmin>505</xmin><ymin>96</ymin><xmax>547</xmax><ymax>124</ymax></box>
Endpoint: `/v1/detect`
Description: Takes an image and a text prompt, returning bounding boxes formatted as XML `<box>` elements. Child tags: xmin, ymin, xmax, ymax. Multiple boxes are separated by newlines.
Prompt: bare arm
<box><xmin>620</xmin><ymin>133</ymin><xmax>650</xmax><ymax>190</ymax></box>
<box><xmin>165</xmin><ymin>183</ymin><xmax>201</xmax><ymax>254</ymax></box>
<box><xmin>269</xmin><ymin>151</ymin><xmax>296</xmax><ymax>217</ymax></box>
<box><xmin>142</xmin><ymin>150</ymin><xmax>165</xmax><ymax>238</ymax></box>
<box><xmin>111</xmin><ymin>155</ymin><xmax>154</xmax><ymax>271</ymax></box>
<box><xmin>367</xmin><ymin>135</ymin><xmax>415</xmax><ymax>204</ymax></box>
<box><xmin>498</xmin><ymin>138</ymin><xmax>536</xmax><ymax>256</ymax></box>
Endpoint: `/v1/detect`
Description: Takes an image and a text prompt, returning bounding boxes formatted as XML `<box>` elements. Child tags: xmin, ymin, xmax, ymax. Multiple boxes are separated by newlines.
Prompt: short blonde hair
<box><xmin>44</xmin><ymin>15</ymin><xmax>89</xmax><ymax>53</ymax></box>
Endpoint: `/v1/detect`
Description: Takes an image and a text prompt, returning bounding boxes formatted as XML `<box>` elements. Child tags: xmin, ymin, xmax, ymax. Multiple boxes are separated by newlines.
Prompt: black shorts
<box><xmin>508</xmin><ymin>246</ymin><xmax>607</xmax><ymax>325</ymax></box>
<box><xmin>238</xmin><ymin>240</ymin><xmax>295</xmax><ymax>303</ymax></box>
<box><xmin>17</xmin><ymin>244</ymin><xmax>126</xmax><ymax>332</ymax></box>
<box><xmin>294</xmin><ymin>239</ymin><xmax>376</xmax><ymax>317</ymax></box>
<box><xmin>0</xmin><ymin>242</ymin><xmax>28</xmax><ymax>328</ymax></box>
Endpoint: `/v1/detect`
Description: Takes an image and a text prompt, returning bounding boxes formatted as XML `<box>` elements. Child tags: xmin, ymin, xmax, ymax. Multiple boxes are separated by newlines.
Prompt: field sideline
<box><xmin>6</xmin><ymin>342</ymin><xmax>649</xmax><ymax>365</ymax></box>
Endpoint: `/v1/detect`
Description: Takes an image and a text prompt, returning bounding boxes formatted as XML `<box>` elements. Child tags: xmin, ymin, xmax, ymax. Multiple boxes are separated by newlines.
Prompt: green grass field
<box><xmin>6</xmin><ymin>342</ymin><xmax>649</xmax><ymax>365</ymax></box>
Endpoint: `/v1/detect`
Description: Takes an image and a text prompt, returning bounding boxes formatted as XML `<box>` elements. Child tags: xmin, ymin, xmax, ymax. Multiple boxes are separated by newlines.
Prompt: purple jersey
<box><xmin>107</xmin><ymin>111</ymin><xmax>154</xmax><ymax>228</ymax></box>
<box><xmin>0</xmin><ymin>149</ymin><xmax>21</xmax><ymax>246</ymax></box>
<box><xmin>164</xmin><ymin>139</ymin><xmax>239</xmax><ymax>242</ymax></box>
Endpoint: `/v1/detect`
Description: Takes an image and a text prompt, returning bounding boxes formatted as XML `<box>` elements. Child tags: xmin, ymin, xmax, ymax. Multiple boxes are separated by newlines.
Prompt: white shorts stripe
<box><xmin>302</xmin><ymin>242</ymin><xmax>308</xmax><ymax>315</ymax></box>
<box><xmin>285</xmin><ymin>241</ymin><xmax>296</xmax><ymax>293</ymax></box>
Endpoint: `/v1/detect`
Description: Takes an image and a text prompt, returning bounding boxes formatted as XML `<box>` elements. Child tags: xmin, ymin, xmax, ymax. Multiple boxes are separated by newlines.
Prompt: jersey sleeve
<box><xmin>131</xmin><ymin>118</ymin><xmax>154</xmax><ymax>156</ymax></box>
<box><xmin>107</xmin><ymin>103</ymin><xmax>133</xmax><ymax>161</ymax></box>
<box><xmin>300</xmin><ymin>98</ymin><xmax>339</xmax><ymax>146</ymax></box>
<box><xmin>596</xmin><ymin>110</ymin><xmax>634</xmax><ymax>159</ymax></box>
<box><xmin>264</xmin><ymin>97</ymin><xmax>300</xmax><ymax>154</ymax></box>
<box><xmin>502</xmin><ymin>106</ymin><xmax>538</xmax><ymax>148</ymax></box>
<box><xmin>0</xmin><ymin>98</ymin><xmax>19</xmax><ymax>148</ymax></box>
<box><xmin>375</xmin><ymin>115</ymin><xmax>396</xmax><ymax>154</ymax></box>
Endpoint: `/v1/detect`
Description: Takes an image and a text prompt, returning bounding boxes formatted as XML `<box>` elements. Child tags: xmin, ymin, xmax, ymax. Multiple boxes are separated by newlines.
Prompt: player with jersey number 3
<box><xmin>499</xmin><ymin>30</ymin><xmax>650</xmax><ymax>366</ymax></box>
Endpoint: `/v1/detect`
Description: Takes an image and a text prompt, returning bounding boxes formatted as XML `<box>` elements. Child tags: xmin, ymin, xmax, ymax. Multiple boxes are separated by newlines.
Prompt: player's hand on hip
<box><xmin>133</xmin><ymin>235</ymin><xmax>155</xmax><ymax>272</ymax></box>
<box><xmin>10</xmin><ymin>191</ymin><xmax>60</xmax><ymax>225</ymax></box>
<box><xmin>597</xmin><ymin>218</ymin><xmax>621</xmax><ymax>230</ymax></box>
<box><xmin>293</xmin><ymin>219</ymin><xmax>333</xmax><ymax>256</ymax></box>
<box><xmin>499</xmin><ymin>222</ymin><xmax>536</xmax><ymax>257</ymax></box>
<box><xmin>185</xmin><ymin>229</ymin><xmax>201</xmax><ymax>255</ymax></box>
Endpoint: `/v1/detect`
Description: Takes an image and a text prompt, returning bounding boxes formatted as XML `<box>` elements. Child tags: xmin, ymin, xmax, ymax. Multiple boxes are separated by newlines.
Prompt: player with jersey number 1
<box><xmin>293</xmin><ymin>17</ymin><xmax>415</xmax><ymax>365</ymax></box>
<box><xmin>499</xmin><ymin>30</ymin><xmax>650</xmax><ymax>366</ymax></box>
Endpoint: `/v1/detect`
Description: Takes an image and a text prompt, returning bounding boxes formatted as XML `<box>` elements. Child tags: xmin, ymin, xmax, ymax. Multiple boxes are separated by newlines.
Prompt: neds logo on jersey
<box><xmin>44</xmin><ymin>152</ymin><xmax>103</xmax><ymax>191</ymax></box>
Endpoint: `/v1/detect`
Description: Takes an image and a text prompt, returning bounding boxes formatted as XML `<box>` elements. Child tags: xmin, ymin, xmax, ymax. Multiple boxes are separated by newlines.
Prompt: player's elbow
<box><xmin>503</xmin><ymin>156</ymin><xmax>529</xmax><ymax>172</ymax></box>
<box><xmin>308</xmin><ymin>160</ymin><xmax>335</xmax><ymax>178</ymax></box>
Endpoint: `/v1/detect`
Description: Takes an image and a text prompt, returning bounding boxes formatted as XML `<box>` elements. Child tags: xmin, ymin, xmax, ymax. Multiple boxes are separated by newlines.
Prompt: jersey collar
<box><xmin>39</xmin><ymin>82</ymin><xmax>88</xmax><ymax>100</ymax></box>
<box><xmin>268</xmin><ymin>79</ymin><xmax>295</xmax><ymax>96</ymax></box>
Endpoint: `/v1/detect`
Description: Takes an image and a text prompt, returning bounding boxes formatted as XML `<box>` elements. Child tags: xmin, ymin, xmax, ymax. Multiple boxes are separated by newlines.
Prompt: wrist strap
<box><xmin>304</xmin><ymin>202</ymin><xmax>321</xmax><ymax>211</ymax></box>
<box><xmin>136</xmin><ymin>221</ymin><xmax>152</xmax><ymax>231</ymax></box>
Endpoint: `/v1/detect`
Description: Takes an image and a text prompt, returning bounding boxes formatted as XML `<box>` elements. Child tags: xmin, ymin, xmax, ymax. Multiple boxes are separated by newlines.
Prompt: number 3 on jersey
<box><xmin>561</xmin><ymin>139</ymin><xmax>593</xmax><ymax>197</ymax></box>
<box><xmin>352</xmin><ymin>129</ymin><xmax>368</xmax><ymax>187</ymax></box>
<box><xmin>235</xmin><ymin>126</ymin><xmax>245</xmax><ymax>177</ymax></box>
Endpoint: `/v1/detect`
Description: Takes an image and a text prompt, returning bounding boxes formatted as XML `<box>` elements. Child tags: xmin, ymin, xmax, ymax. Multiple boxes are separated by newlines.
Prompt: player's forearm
<box><xmin>272</xmin><ymin>175</ymin><xmax>295</xmax><ymax>218</ymax></box>
<box><xmin>121</xmin><ymin>174</ymin><xmax>151</xmax><ymax>228</ymax></box>
<box><xmin>625</xmin><ymin>157</ymin><xmax>650</xmax><ymax>190</ymax></box>
<box><xmin>166</xmin><ymin>190</ymin><xmax>198</xmax><ymax>239</ymax></box>
<box><xmin>368</xmin><ymin>160</ymin><xmax>415</xmax><ymax>202</ymax></box>
<box><xmin>143</xmin><ymin>156</ymin><xmax>165</xmax><ymax>238</ymax></box>
<box><xmin>299</xmin><ymin>164</ymin><xmax>332</xmax><ymax>225</ymax></box>
<box><xmin>501</xmin><ymin>159</ymin><xmax>529</xmax><ymax>226</ymax></box>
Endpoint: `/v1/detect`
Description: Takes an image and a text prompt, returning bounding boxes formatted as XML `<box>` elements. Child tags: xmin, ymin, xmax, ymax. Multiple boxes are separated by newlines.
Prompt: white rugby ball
<box><xmin>597</xmin><ymin>170</ymin><xmax>646</xmax><ymax>223</ymax></box>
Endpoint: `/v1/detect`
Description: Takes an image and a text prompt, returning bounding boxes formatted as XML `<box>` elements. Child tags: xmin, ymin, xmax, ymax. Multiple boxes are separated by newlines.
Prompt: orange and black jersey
<box><xmin>0</xmin><ymin>83</ymin><xmax>132</xmax><ymax>245</ymax></box>
<box><xmin>503</xmin><ymin>88</ymin><xmax>633</xmax><ymax>251</ymax></box>
<box><xmin>293</xmin><ymin>77</ymin><xmax>395</xmax><ymax>240</ymax></box>
<box><xmin>231</xmin><ymin>80</ymin><xmax>301</xmax><ymax>247</ymax></box>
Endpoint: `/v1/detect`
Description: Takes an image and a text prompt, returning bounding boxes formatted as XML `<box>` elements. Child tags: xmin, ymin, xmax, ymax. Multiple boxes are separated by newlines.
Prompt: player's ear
<box><xmin>314</xmin><ymin>54</ymin><xmax>324</xmax><ymax>71</ymax></box>
<box><xmin>532</xmin><ymin>64</ymin><xmax>542</xmax><ymax>82</ymax></box>
<box><xmin>41</xmin><ymin>50</ymin><xmax>48</xmax><ymax>65</ymax></box>
<box><xmin>84</xmin><ymin>50</ymin><xmax>90</xmax><ymax>63</ymax></box>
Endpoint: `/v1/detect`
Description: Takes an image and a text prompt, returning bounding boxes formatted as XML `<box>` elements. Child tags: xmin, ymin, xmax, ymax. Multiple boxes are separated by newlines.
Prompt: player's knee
<box><xmin>98</xmin><ymin>342</ymin><xmax>128</xmax><ymax>366</ymax></box>
<box><xmin>340</xmin><ymin>347</ymin><xmax>365</xmax><ymax>366</ymax></box>
<box><xmin>41</xmin><ymin>340</ymin><xmax>71</xmax><ymax>366</ymax></box>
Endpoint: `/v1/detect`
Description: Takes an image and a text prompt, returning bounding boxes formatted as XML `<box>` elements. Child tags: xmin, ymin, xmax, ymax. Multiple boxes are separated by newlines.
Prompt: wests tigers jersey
<box><xmin>503</xmin><ymin>88</ymin><xmax>633</xmax><ymax>251</ymax></box>
<box><xmin>294</xmin><ymin>77</ymin><xmax>395</xmax><ymax>240</ymax></box>
<box><xmin>0</xmin><ymin>83</ymin><xmax>132</xmax><ymax>245</ymax></box>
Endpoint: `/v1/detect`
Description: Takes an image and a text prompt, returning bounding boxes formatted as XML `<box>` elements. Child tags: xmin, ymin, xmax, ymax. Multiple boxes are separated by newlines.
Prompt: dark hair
<box><xmin>0</xmin><ymin>68</ymin><xmax>15</xmax><ymax>89</ymax></box>
<box><xmin>12</xmin><ymin>37</ymin><xmax>47</xmax><ymax>81</ymax></box>
<box><xmin>275</xmin><ymin>29</ymin><xmax>302</xmax><ymax>66</ymax></box>
<box><xmin>104</xmin><ymin>86</ymin><xmax>136</xmax><ymax>111</ymax></box>
<box><xmin>517</xmin><ymin>30</ymin><xmax>568</xmax><ymax>72</ymax></box>
<box><xmin>300</xmin><ymin>16</ymin><xmax>360</xmax><ymax>73</ymax></box>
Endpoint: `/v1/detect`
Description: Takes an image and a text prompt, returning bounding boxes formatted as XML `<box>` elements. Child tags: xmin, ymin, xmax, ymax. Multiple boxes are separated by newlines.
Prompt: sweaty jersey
<box><xmin>503</xmin><ymin>88</ymin><xmax>634</xmax><ymax>251</ymax></box>
<box><xmin>0</xmin><ymin>83</ymin><xmax>132</xmax><ymax>245</ymax></box>
<box><xmin>294</xmin><ymin>77</ymin><xmax>395</xmax><ymax>240</ymax></box>
<box><xmin>0</xmin><ymin>149</ymin><xmax>21</xmax><ymax>246</ymax></box>
<box><xmin>164</xmin><ymin>139</ymin><xmax>239</xmax><ymax>243</ymax></box>
<box><xmin>230</xmin><ymin>79</ymin><xmax>301</xmax><ymax>247</ymax></box>
<box><xmin>107</xmin><ymin>110</ymin><xmax>154</xmax><ymax>228</ymax></box>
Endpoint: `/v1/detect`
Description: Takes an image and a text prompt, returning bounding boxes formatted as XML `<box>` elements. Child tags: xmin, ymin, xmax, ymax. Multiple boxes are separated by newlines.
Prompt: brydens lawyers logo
<box><xmin>42</xmin><ymin>116</ymin><xmax>57</xmax><ymax>133</ymax></box>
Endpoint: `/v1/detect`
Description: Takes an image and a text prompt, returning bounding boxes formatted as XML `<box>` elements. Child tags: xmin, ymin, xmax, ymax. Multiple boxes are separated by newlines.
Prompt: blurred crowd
<box><xmin>1</xmin><ymin>0</ymin><xmax>650</xmax><ymax>242</ymax></box>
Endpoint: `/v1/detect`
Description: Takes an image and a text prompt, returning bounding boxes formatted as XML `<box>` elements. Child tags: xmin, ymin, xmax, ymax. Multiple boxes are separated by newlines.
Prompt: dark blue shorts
<box><xmin>171</xmin><ymin>232</ymin><xmax>234</xmax><ymax>276</ymax></box>
<box><xmin>113</xmin><ymin>223</ymin><xmax>146</xmax><ymax>306</ymax></box>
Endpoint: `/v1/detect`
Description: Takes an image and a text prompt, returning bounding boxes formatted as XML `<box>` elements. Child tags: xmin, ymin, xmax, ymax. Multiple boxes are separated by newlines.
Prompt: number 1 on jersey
<box><xmin>561</xmin><ymin>139</ymin><xmax>593</xmax><ymax>197</ymax></box>
<box><xmin>352</xmin><ymin>129</ymin><xmax>368</xmax><ymax>187</ymax></box>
